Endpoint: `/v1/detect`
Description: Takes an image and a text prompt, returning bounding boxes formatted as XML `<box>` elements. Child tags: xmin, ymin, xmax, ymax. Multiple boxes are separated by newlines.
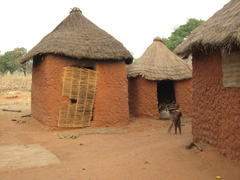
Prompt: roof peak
<box><xmin>153</xmin><ymin>36</ymin><xmax>162</xmax><ymax>42</ymax></box>
<box><xmin>20</xmin><ymin>6</ymin><xmax>133</xmax><ymax>64</ymax></box>
<box><xmin>71</xmin><ymin>7</ymin><xmax>82</xmax><ymax>14</ymax></box>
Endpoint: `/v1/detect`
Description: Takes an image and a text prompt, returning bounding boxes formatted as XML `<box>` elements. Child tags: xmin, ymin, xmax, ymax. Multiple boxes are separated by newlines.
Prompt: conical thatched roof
<box><xmin>127</xmin><ymin>36</ymin><xmax>192</xmax><ymax>81</ymax></box>
<box><xmin>21</xmin><ymin>7</ymin><xmax>133</xmax><ymax>64</ymax></box>
<box><xmin>175</xmin><ymin>0</ymin><xmax>240</xmax><ymax>56</ymax></box>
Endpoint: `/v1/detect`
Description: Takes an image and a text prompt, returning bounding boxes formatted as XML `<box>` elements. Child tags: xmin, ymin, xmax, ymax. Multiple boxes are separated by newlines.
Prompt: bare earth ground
<box><xmin>0</xmin><ymin>91</ymin><xmax>240</xmax><ymax>180</ymax></box>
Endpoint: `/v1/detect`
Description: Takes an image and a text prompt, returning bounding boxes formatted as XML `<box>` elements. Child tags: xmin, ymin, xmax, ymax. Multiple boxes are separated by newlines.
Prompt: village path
<box><xmin>0</xmin><ymin>91</ymin><xmax>240</xmax><ymax>180</ymax></box>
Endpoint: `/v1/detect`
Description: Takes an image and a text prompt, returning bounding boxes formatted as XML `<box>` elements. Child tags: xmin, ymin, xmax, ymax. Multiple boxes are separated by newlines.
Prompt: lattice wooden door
<box><xmin>58</xmin><ymin>67</ymin><xmax>98</xmax><ymax>128</ymax></box>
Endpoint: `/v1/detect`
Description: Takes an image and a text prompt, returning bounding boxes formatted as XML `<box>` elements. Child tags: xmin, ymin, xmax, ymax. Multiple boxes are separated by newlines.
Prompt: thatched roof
<box><xmin>175</xmin><ymin>0</ymin><xmax>240</xmax><ymax>56</ymax></box>
<box><xmin>127</xmin><ymin>36</ymin><xmax>192</xmax><ymax>81</ymax></box>
<box><xmin>21</xmin><ymin>7</ymin><xmax>133</xmax><ymax>64</ymax></box>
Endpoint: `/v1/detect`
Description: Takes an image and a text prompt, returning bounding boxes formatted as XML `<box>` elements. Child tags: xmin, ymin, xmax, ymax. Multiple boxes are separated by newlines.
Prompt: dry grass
<box><xmin>0</xmin><ymin>74</ymin><xmax>32</xmax><ymax>93</ymax></box>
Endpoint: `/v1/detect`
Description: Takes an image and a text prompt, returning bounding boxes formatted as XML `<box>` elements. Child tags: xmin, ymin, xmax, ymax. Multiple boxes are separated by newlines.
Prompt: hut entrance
<box><xmin>157</xmin><ymin>81</ymin><xmax>176</xmax><ymax>112</ymax></box>
<box><xmin>58</xmin><ymin>67</ymin><xmax>98</xmax><ymax>128</ymax></box>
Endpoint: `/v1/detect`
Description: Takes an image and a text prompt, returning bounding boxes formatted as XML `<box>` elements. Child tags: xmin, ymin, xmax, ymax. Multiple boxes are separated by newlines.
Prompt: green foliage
<box><xmin>4</xmin><ymin>51</ymin><xmax>16</xmax><ymax>74</ymax></box>
<box><xmin>0</xmin><ymin>54</ymin><xmax>9</xmax><ymax>76</ymax></box>
<box><xmin>162</xmin><ymin>18</ymin><xmax>204</xmax><ymax>52</ymax></box>
<box><xmin>0</xmin><ymin>47</ymin><xmax>28</xmax><ymax>75</ymax></box>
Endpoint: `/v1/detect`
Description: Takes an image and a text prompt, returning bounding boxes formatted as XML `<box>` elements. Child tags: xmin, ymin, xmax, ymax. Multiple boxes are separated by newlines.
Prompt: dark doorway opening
<box><xmin>157</xmin><ymin>81</ymin><xmax>176</xmax><ymax>112</ymax></box>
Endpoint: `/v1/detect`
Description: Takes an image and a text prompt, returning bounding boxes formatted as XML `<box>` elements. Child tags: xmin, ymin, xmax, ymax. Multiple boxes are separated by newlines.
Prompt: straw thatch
<box><xmin>174</xmin><ymin>0</ymin><xmax>240</xmax><ymax>56</ymax></box>
<box><xmin>127</xmin><ymin>36</ymin><xmax>192</xmax><ymax>81</ymax></box>
<box><xmin>21</xmin><ymin>7</ymin><xmax>133</xmax><ymax>64</ymax></box>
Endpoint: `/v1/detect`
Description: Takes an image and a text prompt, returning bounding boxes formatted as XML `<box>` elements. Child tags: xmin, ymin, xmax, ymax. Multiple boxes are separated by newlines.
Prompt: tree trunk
<box><xmin>21</xmin><ymin>64</ymin><xmax>27</xmax><ymax>77</ymax></box>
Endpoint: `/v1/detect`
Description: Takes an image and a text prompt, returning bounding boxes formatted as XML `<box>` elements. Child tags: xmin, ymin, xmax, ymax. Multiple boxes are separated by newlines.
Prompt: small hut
<box><xmin>127</xmin><ymin>36</ymin><xmax>192</xmax><ymax>118</ymax></box>
<box><xmin>175</xmin><ymin>0</ymin><xmax>240</xmax><ymax>160</ymax></box>
<box><xmin>21</xmin><ymin>7</ymin><xmax>133</xmax><ymax>129</ymax></box>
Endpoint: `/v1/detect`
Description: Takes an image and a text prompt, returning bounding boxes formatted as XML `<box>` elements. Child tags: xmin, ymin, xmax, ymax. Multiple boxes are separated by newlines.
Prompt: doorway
<box><xmin>157</xmin><ymin>81</ymin><xmax>176</xmax><ymax>112</ymax></box>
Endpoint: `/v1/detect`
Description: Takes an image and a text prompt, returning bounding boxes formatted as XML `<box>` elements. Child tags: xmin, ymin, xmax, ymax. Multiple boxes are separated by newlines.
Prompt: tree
<box><xmin>0</xmin><ymin>54</ymin><xmax>9</xmax><ymax>76</ymax></box>
<box><xmin>11</xmin><ymin>47</ymin><xmax>28</xmax><ymax>75</ymax></box>
<box><xmin>4</xmin><ymin>51</ymin><xmax>16</xmax><ymax>75</ymax></box>
<box><xmin>162</xmin><ymin>18</ymin><xmax>204</xmax><ymax>52</ymax></box>
<box><xmin>21</xmin><ymin>59</ymin><xmax>33</xmax><ymax>76</ymax></box>
<box><xmin>11</xmin><ymin>47</ymin><xmax>30</xmax><ymax>76</ymax></box>
<box><xmin>0</xmin><ymin>47</ymin><xmax>27</xmax><ymax>75</ymax></box>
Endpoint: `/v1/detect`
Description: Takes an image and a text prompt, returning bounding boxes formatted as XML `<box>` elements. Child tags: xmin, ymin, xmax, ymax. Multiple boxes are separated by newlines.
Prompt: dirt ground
<box><xmin>0</xmin><ymin>91</ymin><xmax>240</xmax><ymax>180</ymax></box>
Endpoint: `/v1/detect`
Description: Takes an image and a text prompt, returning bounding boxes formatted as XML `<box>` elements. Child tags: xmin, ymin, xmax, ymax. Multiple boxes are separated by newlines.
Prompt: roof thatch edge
<box><xmin>174</xmin><ymin>0</ymin><xmax>240</xmax><ymax>56</ymax></box>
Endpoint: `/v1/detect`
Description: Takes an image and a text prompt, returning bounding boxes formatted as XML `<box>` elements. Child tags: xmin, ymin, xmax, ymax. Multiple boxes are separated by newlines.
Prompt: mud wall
<box><xmin>31</xmin><ymin>57</ymin><xmax>50</xmax><ymax>127</ymax></box>
<box><xmin>32</xmin><ymin>55</ymin><xmax>95</xmax><ymax>130</ymax></box>
<box><xmin>174</xmin><ymin>79</ymin><xmax>193</xmax><ymax>117</ymax></box>
<box><xmin>32</xmin><ymin>55</ymin><xmax>70</xmax><ymax>129</ymax></box>
<box><xmin>192</xmin><ymin>52</ymin><xmax>240</xmax><ymax>160</ymax></box>
<box><xmin>128</xmin><ymin>77</ymin><xmax>159</xmax><ymax>118</ymax></box>
<box><xmin>92</xmin><ymin>61</ymin><xmax>130</xmax><ymax>126</ymax></box>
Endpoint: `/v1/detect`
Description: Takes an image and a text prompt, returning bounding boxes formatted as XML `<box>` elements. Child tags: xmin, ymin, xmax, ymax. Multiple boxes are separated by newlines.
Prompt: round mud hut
<box><xmin>21</xmin><ymin>7</ymin><xmax>133</xmax><ymax>129</ymax></box>
<box><xmin>175</xmin><ymin>0</ymin><xmax>240</xmax><ymax>160</ymax></box>
<box><xmin>127</xmin><ymin>36</ymin><xmax>192</xmax><ymax>118</ymax></box>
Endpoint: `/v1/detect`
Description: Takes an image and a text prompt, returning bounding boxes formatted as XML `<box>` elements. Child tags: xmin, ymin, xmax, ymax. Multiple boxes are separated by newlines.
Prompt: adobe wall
<box><xmin>174</xmin><ymin>79</ymin><xmax>193</xmax><ymax>117</ymax></box>
<box><xmin>31</xmin><ymin>57</ymin><xmax>50</xmax><ymax>127</ymax></box>
<box><xmin>32</xmin><ymin>55</ymin><xmax>69</xmax><ymax>129</ymax></box>
<box><xmin>192</xmin><ymin>52</ymin><xmax>240</xmax><ymax>160</ymax></box>
<box><xmin>92</xmin><ymin>61</ymin><xmax>130</xmax><ymax>126</ymax></box>
<box><xmin>32</xmin><ymin>55</ymin><xmax>95</xmax><ymax>130</ymax></box>
<box><xmin>128</xmin><ymin>77</ymin><xmax>159</xmax><ymax>118</ymax></box>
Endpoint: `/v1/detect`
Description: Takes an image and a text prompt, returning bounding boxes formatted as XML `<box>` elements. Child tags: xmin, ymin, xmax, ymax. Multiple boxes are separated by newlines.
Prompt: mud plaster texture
<box><xmin>192</xmin><ymin>51</ymin><xmax>240</xmax><ymax>160</ymax></box>
<box><xmin>32</xmin><ymin>55</ymin><xmax>96</xmax><ymax>129</ymax></box>
<box><xmin>91</xmin><ymin>61</ymin><xmax>130</xmax><ymax>127</ymax></box>
<box><xmin>32</xmin><ymin>55</ymin><xmax>69</xmax><ymax>129</ymax></box>
<box><xmin>174</xmin><ymin>79</ymin><xmax>193</xmax><ymax>117</ymax></box>
<box><xmin>32</xmin><ymin>55</ymin><xmax>130</xmax><ymax>130</ymax></box>
<box><xmin>128</xmin><ymin>77</ymin><xmax>159</xmax><ymax>118</ymax></box>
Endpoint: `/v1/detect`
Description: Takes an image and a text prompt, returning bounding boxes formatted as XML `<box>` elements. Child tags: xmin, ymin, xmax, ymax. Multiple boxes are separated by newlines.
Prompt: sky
<box><xmin>0</xmin><ymin>0</ymin><xmax>230</xmax><ymax>59</ymax></box>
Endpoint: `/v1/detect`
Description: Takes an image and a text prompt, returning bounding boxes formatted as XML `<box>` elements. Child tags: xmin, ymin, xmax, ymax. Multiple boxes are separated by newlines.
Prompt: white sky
<box><xmin>0</xmin><ymin>0</ymin><xmax>230</xmax><ymax>59</ymax></box>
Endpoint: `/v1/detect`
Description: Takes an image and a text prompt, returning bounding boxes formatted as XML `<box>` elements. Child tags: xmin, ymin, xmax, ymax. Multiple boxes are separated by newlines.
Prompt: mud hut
<box><xmin>21</xmin><ymin>7</ymin><xmax>133</xmax><ymax>129</ymax></box>
<box><xmin>175</xmin><ymin>0</ymin><xmax>240</xmax><ymax>160</ymax></box>
<box><xmin>127</xmin><ymin>36</ymin><xmax>192</xmax><ymax>118</ymax></box>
